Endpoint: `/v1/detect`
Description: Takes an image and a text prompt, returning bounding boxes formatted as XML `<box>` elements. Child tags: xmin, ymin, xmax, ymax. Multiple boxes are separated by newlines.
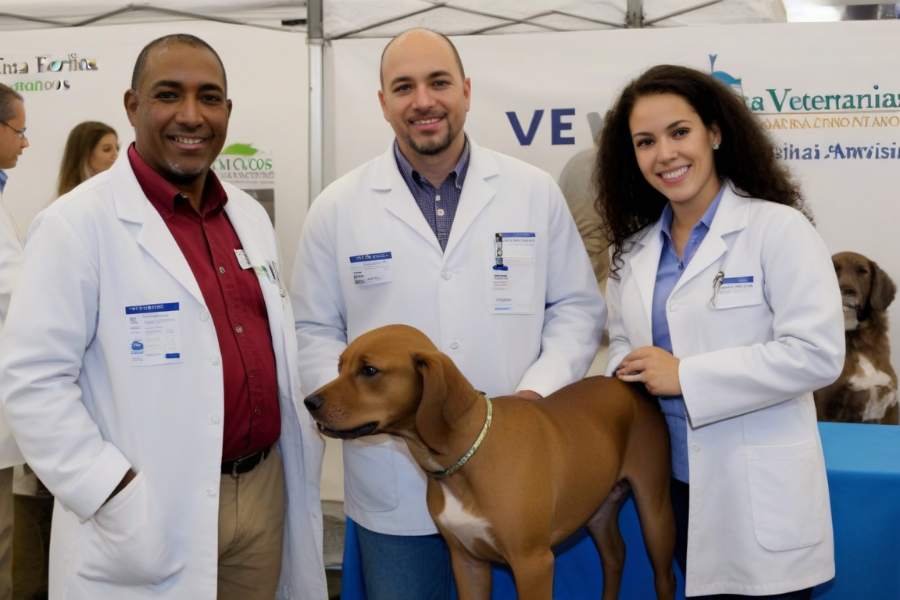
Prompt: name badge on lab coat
<box><xmin>712</xmin><ymin>275</ymin><xmax>762</xmax><ymax>309</ymax></box>
<box><xmin>349</xmin><ymin>252</ymin><xmax>393</xmax><ymax>286</ymax></box>
<box><xmin>126</xmin><ymin>303</ymin><xmax>183</xmax><ymax>366</ymax></box>
<box><xmin>488</xmin><ymin>232</ymin><xmax>536</xmax><ymax>314</ymax></box>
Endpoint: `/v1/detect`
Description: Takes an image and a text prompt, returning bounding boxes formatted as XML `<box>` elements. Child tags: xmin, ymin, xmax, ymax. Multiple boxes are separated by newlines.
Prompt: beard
<box><xmin>404</xmin><ymin>125</ymin><xmax>455</xmax><ymax>157</ymax></box>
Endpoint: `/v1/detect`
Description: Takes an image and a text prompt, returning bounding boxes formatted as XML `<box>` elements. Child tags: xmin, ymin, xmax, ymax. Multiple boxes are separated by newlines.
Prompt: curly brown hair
<box><xmin>594</xmin><ymin>64</ymin><xmax>809</xmax><ymax>278</ymax></box>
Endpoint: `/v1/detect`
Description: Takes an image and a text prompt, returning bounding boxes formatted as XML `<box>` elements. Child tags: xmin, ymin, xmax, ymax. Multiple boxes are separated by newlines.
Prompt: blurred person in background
<box><xmin>56</xmin><ymin>121</ymin><xmax>119</xmax><ymax>197</ymax></box>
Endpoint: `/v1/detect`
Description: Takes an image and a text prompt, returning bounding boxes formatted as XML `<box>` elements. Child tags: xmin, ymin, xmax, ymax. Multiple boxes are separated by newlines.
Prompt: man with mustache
<box><xmin>0</xmin><ymin>35</ymin><xmax>326</xmax><ymax>599</ymax></box>
<box><xmin>291</xmin><ymin>28</ymin><xmax>605</xmax><ymax>600</ymax></box>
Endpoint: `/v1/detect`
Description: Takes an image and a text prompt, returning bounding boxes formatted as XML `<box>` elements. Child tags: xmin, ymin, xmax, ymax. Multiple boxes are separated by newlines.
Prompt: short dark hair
<box><xmin>594</xmin><ymin>64</ymin><xmax>808</xmax><ymax>278</ymax></box>
<box><xmin>57</xmin><ymin>121</ymin><xmax>118</xmax><ymax>197</ymax></box>
<box><xmin>0</xmin><ymin>82</ymin><xmax>23</xmax><ymax>123</ymax></box>
<box><xmin>131</xmin><ymin>33</ymin><xmax>227</xmax><ymax>95</ymax></box>
<box><xmin>379</xmin><ymin>28</ymin><xmax>466</xmax><ymax>90</ymax></box>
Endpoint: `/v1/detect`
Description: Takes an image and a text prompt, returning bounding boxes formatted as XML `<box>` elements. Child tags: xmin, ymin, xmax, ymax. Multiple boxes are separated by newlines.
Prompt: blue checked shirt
<box><xmin>393</xmin><ymin>139</ymin><xmax>470</xmax><ymax>252</ymax></box>
<box><xmin>652</xmin><ymin>185</ymin><xmax>725</xmax><ymax>483</ymax></box>
<box><xmin>0</xmin><ymin>170</ymin><xmax>7</xmax><ymax>193</ymax></box>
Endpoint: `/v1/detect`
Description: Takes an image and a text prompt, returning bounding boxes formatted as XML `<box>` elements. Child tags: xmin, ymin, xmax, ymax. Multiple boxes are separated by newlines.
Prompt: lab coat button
<box><xmin>691</xmin><ymin>443</ymin><xmax>701</xmax><ymax>452</ymax></box>
<box><xmin>207</xmin><ymin>488</ymin><xmax>216</xmax><ymax>496</ymax></box>
<box><xmin>200</xmin><ymin>311</ymin><xmax>209</xmax><ymax>321</ymax></box>
<box><xmin>669</xmin><ymin>303</ymin><xmax>681</xmax><ymax>312</ymax></box>
<box><xmin>442</xmin><ymin>271</ymin><xmax>452</xmax><ymax>280</ymax></box>
<box><xmin>211</xmin><ymin>416</ymin><xmax>220</xmax><ymax>424</ymax></box>
<box><xmin>449</xmin><ymin>340</ymin><xmax>460</xmax><ymax>350</ymax></box>
<box><xmin>211</xmin><ymin>356</ymin><xmax>221</xmax><ymax>366</ymax></box>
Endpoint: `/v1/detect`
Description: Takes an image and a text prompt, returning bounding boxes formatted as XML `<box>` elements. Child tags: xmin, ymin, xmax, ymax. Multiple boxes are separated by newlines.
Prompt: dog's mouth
<box><xmin>316</xmin><ymin>421</ymin><xmax>380</xmax><ymax>439</ymax></box>
<box><xmin>841</xmin><ymin>293</ymin><xmax>859</xmax><ymax>309</ymax></box>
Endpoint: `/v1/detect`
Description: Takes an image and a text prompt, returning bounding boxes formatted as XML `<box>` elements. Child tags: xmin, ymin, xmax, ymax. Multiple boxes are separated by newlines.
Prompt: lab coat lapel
<box><xmin>443</xmin><ymin>142</ymin><xmax>497</xmax><ymax>257</ymax></box>
<box><xmin>628</xmin><ymin>222</ymin><xmax>664</xmax><ymax>337</ymax></box>
<box><xmin>373</xmin><ymin>147</ymin><xmax>442</xmax><ymax>254</ymax></box>
<box><xmin>671</xmin><ymin>187</ymin><xmax>749</xmax><ymax>296</ymax></box>
<box><xmin>224</xmin><ymin>200</ymin><xmax>289</xmax><ymax>378</ymax></box>
<box><xmin>111</xmin><ymin>156</ymin><xmax>205</xmax><ymax>306</ymax></box>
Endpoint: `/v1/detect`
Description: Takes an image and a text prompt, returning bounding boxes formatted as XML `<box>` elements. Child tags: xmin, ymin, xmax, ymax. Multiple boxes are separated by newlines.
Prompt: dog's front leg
<box><xmin>507</xmin><ymin>550</ymin><xmax>555</xmax><ymax>600</ymax></box>
<box><xmin>448</xmin><ymin>547</ymin><xmax>492</xmax><ymax>600</ymax></box>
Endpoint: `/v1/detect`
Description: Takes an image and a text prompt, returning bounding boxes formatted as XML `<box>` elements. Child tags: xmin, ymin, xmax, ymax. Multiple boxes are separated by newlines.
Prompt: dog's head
<box><xmin>303</xmin><ymin>324</ymin><xmax>473</xmax><ymax>447</ymax></box>
<box><xmin>832</xmin><ymin>251</ymin><xmax>896</xmax><ymax>331</ymax></box>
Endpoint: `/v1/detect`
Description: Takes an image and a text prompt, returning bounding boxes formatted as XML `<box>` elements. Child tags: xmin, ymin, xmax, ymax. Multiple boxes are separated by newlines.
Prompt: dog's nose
<box><xmin>304</xmin><ymin>394</ymin><xmax>324</xmax><ymax>413</ymax></box>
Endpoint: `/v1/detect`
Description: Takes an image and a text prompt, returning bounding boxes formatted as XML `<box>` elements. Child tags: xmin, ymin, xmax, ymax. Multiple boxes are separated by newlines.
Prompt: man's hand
<box><xmin>616</xmin><ymin>346</ymin><xmax>682</xmax><ymax>397</ymax></box>
<box><xmin>105</xmin><ymin>468</ymin><xmax>137</xmax><ymax>505</ymax></box>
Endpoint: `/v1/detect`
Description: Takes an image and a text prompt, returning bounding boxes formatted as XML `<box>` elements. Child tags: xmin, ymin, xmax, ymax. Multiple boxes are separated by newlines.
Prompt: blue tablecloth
<box><xmin>339</xmin><ymin>423</ymin><xmax>900</xmax><ymax>599</ymax></box>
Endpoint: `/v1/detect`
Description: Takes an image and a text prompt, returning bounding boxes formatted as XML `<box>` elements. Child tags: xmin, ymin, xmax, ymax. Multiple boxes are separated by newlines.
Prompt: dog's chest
<box><xmin>436</xmin><ymin>483</ymin><xmax>497</xmax><ymax>555</ymax></box>
<box><xmin>848</xmin><ymin>354</ymin><xmax>898</xmax><ymax>421</ymax></box>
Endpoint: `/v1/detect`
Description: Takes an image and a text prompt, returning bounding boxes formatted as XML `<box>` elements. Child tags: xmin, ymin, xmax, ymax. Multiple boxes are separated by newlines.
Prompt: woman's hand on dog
<box><xmin>616</xmin><ymin>346</ymin><xmax>682</xmax><ymax>397</ymax></box>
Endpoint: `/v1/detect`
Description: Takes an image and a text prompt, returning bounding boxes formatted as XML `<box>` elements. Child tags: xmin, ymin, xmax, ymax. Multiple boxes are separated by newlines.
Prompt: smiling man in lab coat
<box><xmin>291</xmin><ymin>28</ymin><xmax>606</xmax><ymax>600</ymax></box>
<box><xmin>0</xmin><ymin>35</ymin><xmax>326</xmax><ymax>600</ymax></box>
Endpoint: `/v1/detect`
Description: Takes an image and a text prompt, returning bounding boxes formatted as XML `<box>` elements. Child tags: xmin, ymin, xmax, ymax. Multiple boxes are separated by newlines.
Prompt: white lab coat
<box><xmin>605</xmin><ymin>186</ymin><xmax>844</xmax><ymax>596</ymax></box>
<box><xmin>0</xmin><ymin>188</ymin><xmax>24</xmax><ymax>469</ymax></box>
<box><xmin>0</xmin><ymin>155</ymin><xmax>327</xmax><ymax>600</ymax></box>
<box><xmin>292</xmin><ymin>140</ymin><xmax>606</xmax><ymax>535</ymax></box>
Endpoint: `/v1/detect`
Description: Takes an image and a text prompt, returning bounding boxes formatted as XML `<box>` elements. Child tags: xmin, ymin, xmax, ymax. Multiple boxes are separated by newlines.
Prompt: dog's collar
<box><xmin>427</xmin><ymin>392</ymin><xmax>492</xmax><ymax>480</ymax></box>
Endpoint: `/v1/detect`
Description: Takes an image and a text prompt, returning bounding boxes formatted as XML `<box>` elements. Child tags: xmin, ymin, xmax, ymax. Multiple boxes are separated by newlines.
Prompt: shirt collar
<box><xmin>660</xmin><ymin>183</ymin><xmax>726</xmax><ymax>240</ymax></box>
<box><xmin>393</xmin><ymin>137</ymin><xmax>470</xmax><ymax>190</ymax></box>
<box><xmin>127</xmin><ymin>143</ymin><xmax>227</xmax><ymax>219</ymax></box>
<box><xmin>0</xmin><ymin>170</ymin><xmax>7</xmax><ymax>194</ymax></box>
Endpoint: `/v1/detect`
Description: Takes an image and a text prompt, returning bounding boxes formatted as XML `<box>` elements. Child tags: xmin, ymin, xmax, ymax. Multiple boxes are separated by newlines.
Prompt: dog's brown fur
<box><xmin>304</xmin><ymin>324</ymin><xmax>675</xmax><ymax>600</ymax></box>
<box><xmin>815</xmin><ymin>251</ymin><xmax>898</xmax><ymax>424</ymax></box>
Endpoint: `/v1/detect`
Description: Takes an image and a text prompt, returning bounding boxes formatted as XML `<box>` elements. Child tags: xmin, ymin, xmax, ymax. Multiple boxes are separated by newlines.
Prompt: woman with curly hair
<box><xmin>595</xmin><ymin>64</ymin><xmax>843</xmax><ymax>599</ymax></box>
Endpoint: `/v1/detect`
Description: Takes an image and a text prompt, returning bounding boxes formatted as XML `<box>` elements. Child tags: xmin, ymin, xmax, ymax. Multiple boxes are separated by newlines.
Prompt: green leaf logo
<box><xmin>221</xmin><ymin>143</ymin><xmax>258</xmax><ymax>156</ymax></box>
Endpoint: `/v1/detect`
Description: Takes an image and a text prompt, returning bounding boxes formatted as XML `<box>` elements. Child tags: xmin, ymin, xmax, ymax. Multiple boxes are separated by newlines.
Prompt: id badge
<box><xmin>488</xmin><ymin>232</ymin><xmax>536</xmax><ymax>314</ymax></box>
<box><xmin>126</xmin><ymin>303</ymin><xmax>183</xmax><ymax>366</ymax></box>
<box><xmin>713</xmin><ymin>275</ymin><xmax>762</xmax><ymax>309</ymax></box>
<box><xmin>349</xmin><ymin>252</ymin><xmax>393</xmax><ymax>286</ymax></box>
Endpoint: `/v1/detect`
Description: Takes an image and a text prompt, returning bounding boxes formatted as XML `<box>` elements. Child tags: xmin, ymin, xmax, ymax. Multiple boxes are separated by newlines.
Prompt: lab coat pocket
<box><xmin>746</xmin><ymin>440</ymin><xmax>827</xmax><ymax>551</ymax></box>
<box><xmin>344</xmin><ymin>437</ymin><xmax>399</xmax><ymax>512</ymax></box>
<box><xmin>78</xmin><ymin>472</ymin><xmax>184</xmax><ymax>585</ymax></box>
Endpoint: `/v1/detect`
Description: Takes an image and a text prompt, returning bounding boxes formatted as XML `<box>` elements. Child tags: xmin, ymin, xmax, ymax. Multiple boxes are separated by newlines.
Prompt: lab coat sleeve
<box><xmin>0</xmin><ymin>209</ymin><xmax>23</xmax><ymax>468</ymax></box>
<box><xmin>0</xmin><ymin>210</ymin><xmax>131</xmax><ymax>521</ymax></box>
<box><xmin>290</xmin><ymin>197</ymin><xmax>348</xmax><ymax>395</ymax></box>
<box><xmin>603</xmin><ymin>272</ymin><xmax>633</xmax><ymax>377</ymax></box>
<box><xmin>516</xmin><ymin>180</ymin><xmax>606</xmax><ymax>396</ymax></box>
<box><xmin>680</xmin><ymin>209</ymin><xmax>845</xmax><ymax>428</ymax></box>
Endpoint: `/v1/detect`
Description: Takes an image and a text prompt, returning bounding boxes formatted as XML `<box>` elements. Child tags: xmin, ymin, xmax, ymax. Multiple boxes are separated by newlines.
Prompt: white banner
<box><xmin>329</xmin><ymin>20</ymin><xmax>900</xmax><ymax>375</ymax></box>
<box><xmin>0</xmin><ymin>20</ymin><xmax>309</xmax><ymax>277</ymax></box>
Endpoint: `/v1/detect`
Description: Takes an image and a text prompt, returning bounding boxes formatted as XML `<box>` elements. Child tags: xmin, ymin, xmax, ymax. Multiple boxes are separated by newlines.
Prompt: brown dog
<box><xmin>304</xmin><ymin>324</ymin><xmax>675</xmax><ymax>600</ymax></box>
<box><xmin>815</xmin><ymin>251</ymin><xmax>898</xmax><ymax>424</ymax></box>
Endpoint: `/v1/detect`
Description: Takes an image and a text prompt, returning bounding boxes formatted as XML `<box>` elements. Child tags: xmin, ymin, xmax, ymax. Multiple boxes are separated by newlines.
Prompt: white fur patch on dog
<box><xmin>436</xmin><ymin>484</ymin><xmax>497</xmax><ymax>554</ymax></box>
<box><xmin>849</xmin><ymin>355</ymin><xmax>898</xmax><ymax>421</ymax></box>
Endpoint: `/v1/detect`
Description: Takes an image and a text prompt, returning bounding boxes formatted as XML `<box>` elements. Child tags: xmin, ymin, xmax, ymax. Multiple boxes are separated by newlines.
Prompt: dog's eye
<box><xmin>859</xmin><ymin>268</ymin><xmax>869</xmax><ymax>275</ymax></box>
<box><xmin>361</xmin><ymin>365</ymin><xmax>379</xmax><ymax>377</ymax></box>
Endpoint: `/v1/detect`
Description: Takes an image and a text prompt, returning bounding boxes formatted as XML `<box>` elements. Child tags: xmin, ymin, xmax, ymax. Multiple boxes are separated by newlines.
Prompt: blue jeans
<box><xmin>671</xmin><ymin>479</ymin><xmax>814</xmax><ymax>600</ymax></box>
<box><xmin>356</xmin><ymin>523</ymin><xmax>452</xmax><ymax>600</ymax></box>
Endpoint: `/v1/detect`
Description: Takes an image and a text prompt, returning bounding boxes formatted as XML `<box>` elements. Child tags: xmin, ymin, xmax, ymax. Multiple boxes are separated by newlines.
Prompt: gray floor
<box><xmin>323</xmin><ymin>500</ymin><xmax>346</xmax><ymax>600</ymax></box>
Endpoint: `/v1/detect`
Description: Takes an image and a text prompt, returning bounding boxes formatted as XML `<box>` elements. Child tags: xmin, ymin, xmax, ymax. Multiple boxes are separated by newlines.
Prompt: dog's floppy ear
<box><xmin>869</xmin><ymin>259</ymin><xmax>897</xmax><ymax>312</ymax></box>
<box><xmin>413</xmin><ymin>350</ymin><xmax>474</xmax><ymax>453</ymax></box>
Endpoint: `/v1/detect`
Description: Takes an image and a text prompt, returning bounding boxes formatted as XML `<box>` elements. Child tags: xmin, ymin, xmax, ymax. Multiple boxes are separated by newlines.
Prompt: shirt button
<box><xmin>211</xmin><ymin>415</ymin><xmax>220</xmax><ymax>424</ymax></box>
<box><xmin>435</xmin><ymin>194</ymin><xmax>441</xmax><ymax>202</ymax></box>
<box><xmin>235</xmin><ymin>325</ymin><xmax>244</xmax><ymax>334</ymax></box>
<box><xmin>218</xmin><ymin>266</ymin><xmax>226</xmax><ymax>274</ymax></box>
<box><xmin>442</xmin><ymin>271</ymin><xmax>452</xmax><ymax>280</ymax></box>
<box><xmin>449</xmin><ymin>340</ymin><xmax>460</xmax><ymax>350</ymax></box>
<box><xmin>211</xmin><ymin>356</ymin><xmax>221</xmax><ymax>366</ymax></box>
<box><xmin>692</xmin><ymin>443</ymin><xmax>701</xmax><ymax>452</ymax></box>
<box><xmin>436</xmin><ymin>208</ymin><xmax>445</xmax><ymax>216</ymax></box>
<box><xmin>254</xmin><ymin>406</ymin><xmax>262</xmax><ymax>415</ymax></box>
<box><xmin>200</xmin><ymin>311</ymin><xmax>209</xmax><ymax>321</ymax></box>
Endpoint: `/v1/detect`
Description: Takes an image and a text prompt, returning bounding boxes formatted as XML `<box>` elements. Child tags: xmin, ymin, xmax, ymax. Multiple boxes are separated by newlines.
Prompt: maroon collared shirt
<box><xmin>128</xmin><ymin>145</ymin><xmax>280</xmax><ymax>461</ymax></box>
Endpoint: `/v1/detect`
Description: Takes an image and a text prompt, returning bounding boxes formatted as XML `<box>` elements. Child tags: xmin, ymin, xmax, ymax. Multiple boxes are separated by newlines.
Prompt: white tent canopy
<box><xmin>0</xmin><ymin>0</ymin><xmax>786</xmax><ymax>34</ymax></box>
